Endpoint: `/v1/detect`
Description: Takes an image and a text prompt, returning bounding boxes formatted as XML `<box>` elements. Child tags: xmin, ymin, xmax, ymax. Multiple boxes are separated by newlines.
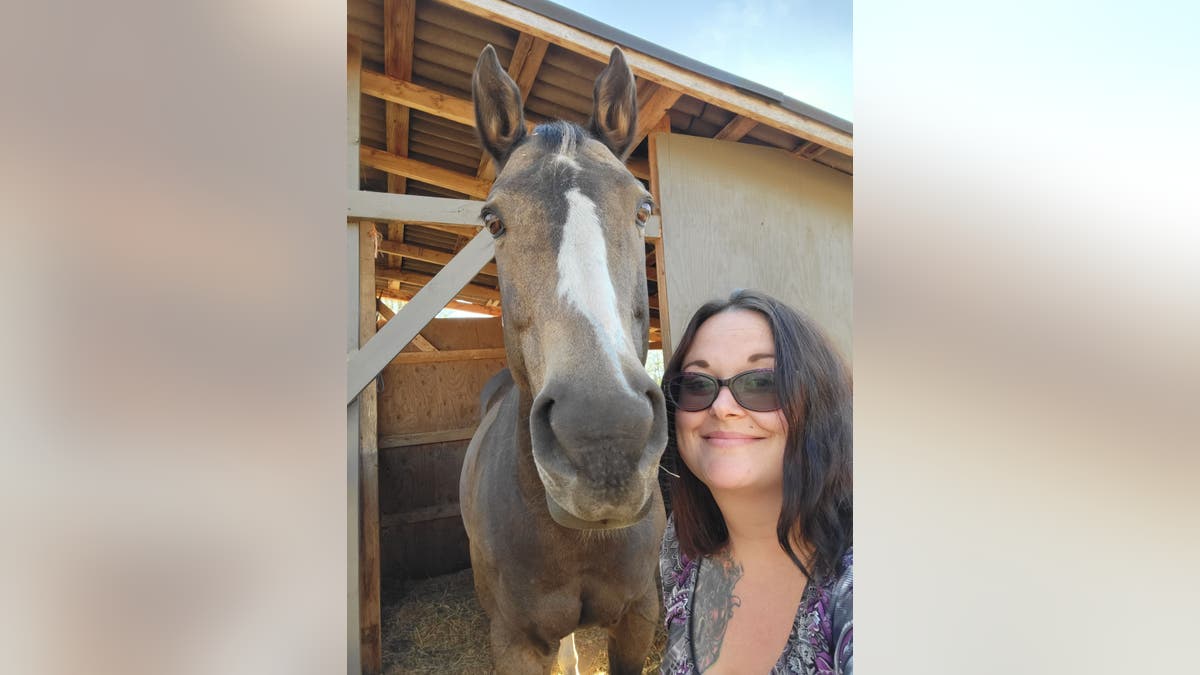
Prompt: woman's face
<box><xmin>675</xmin><ymin>309</ymin><xmax>789</xmax><ymax>496</ymax></box>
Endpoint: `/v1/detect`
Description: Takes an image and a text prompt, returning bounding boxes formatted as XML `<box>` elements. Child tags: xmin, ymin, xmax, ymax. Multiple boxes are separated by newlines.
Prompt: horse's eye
<box><xmin>483</xmin><ymin>211</ymin><xmax>505</xmax><ymax>237</ymax></box>
<box><xmin>635</xmin><ymin>201</ymin><xmax>653</xmax><ymax>226</ymax></box>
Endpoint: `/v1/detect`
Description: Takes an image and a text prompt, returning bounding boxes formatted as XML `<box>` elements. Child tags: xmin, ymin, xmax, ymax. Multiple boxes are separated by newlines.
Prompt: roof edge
<box><xmin>504</xmin><ymin>0</ymin><xmax>852</xmax><ymax>136</ymax></box>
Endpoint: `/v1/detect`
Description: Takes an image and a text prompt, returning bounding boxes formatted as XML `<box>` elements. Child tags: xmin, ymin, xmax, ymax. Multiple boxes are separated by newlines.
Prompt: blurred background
<box><xmin>1</xmin><ymin>1</ymin><xmax>1196</xmax><ymax>674</ymax></box>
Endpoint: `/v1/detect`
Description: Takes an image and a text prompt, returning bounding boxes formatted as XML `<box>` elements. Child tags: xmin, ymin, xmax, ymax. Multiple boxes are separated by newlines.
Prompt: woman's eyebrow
<box><xmin>682</xmin><ymin>358</ymin><xmax>708</xmax><ymax>370</ymax></box>
<box><xmin>748</xmin><ymin>353</ymin><xmax>776</xmax><ymax>362</ymax></box>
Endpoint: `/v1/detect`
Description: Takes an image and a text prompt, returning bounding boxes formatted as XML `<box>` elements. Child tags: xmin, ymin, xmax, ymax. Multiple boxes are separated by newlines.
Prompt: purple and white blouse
<box><xmin>659</xmin><ymin>516</ymin><xmax>853</xmax><ymax>674</ymax></box>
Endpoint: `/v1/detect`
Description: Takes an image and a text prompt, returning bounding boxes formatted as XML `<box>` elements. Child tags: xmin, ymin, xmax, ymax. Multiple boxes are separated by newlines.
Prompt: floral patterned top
<box><xmin>659</xmin><ymin>516</ymin><xmax>853</xmax><ymax>674</ymax></box>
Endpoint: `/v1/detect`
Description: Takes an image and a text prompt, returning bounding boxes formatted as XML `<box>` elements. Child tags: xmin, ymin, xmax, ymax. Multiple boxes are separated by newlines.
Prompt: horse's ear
<box><xmin>588</xmin><ymin>47</ymin><xmax>638</xmax><ymax>161</ymax></box>
<box><xmin>472</xmin><ymin>44</ymin><xmax>527</xmax><ymax>168</ymax></box>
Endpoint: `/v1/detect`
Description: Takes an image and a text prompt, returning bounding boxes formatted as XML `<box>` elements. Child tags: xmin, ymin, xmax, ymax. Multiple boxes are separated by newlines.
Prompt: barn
<box><xmin>343</xmin><ymin>1</ymin><xmax>853</xmax><ymax>671</ymax></box>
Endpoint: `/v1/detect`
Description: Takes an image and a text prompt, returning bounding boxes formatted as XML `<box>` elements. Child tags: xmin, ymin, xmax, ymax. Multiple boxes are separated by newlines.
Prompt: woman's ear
<box><xmin>472</xmin><ymin>44</ymin><xmax>527</xmax><ymax>168</ymax></box>
<box><xmin>587</xmin><ymin>47</ymin><xmax>638</xmax><ymax>161</ymax></box>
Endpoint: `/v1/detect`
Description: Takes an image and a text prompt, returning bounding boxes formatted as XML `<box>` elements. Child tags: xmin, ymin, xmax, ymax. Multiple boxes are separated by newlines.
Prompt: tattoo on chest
<box><xmin>693</xmin><ymin>548</ymin><xmax>743</xmax><ymax>671</ymax></box>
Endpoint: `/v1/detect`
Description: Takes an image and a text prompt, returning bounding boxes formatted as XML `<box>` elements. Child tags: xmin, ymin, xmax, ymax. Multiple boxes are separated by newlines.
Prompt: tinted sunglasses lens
<box><xmin>669</xmin><ymin>373</ymin><xmax>718</xmax><ymax>411</ymax></box>
<box><xmin>730</xmin><ymin>370</ymin><xmax>780</xmax><ymax>411</ymax></box>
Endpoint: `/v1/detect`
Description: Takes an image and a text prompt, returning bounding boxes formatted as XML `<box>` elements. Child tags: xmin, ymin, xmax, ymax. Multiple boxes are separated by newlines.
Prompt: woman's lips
<box><xmin>701</xmin><ymin>431</ymin><xmax>765</xmax><ymax>446</ymax></box>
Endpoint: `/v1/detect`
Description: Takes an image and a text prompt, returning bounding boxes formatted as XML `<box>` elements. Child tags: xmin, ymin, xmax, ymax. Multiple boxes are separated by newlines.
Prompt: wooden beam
<box><xmin>391</xmin><ymin>347</ymin><xmax>506</xmax><ymax>364</ymax></box>
<box><xmin>375</xmin><ymin>268</ymin><xmax>501</xmax><ymax>302</ymax></box>
<box><xmin>631</xmin><ymin>83</ymin><xmax>682</xmax><ymax>152</ymax></box>
<box><xmin>791</xmin><ymin>141</ymin><xmax>829</xmax><ymax>160</ymax></box>
<box><xmin>436</xmin><ymin>0</ymin><xmax>852</xmax><ymax>156</ymax></box>
<box><xmin>348</xmin><ymin>191</ymin><xmax>485</xmax><ymax>227</ymax></box>
<box><xmin>648</xmin><ymin>113</ymin><xmax>673</xmax><ymax>359</ymax></box>
<box><xmin>348</xmin><ymin>230</ymin><xmax>497</xmax><ymax>402</ymax></box>
<box><xmin>375</xmin><ymin>298</ymin><xmax>395</xmax><ymax>321</ymax></box>
<box><xmin>361</xmin><ymin>70</ymin><xmax>477</xmax><ymax>127</ymax></box>
<box><xmin>384</xmin><ymin>0</ymin><xmax>416</xmax><ymax>200</ymax></box>
<box><xmin>377</xmin><ymin>285</ymin><xmax>502</xmax><ymax>316</ymax></box>
<box><xmin>358</xmin><ymin>219</ymin><xmax>381</xmax><ymax>675</ymax></box>
<box><xmin>410</xmin><ymin>333</ymin><xmax>438</xmax><ymax>352</ymax></box>
<box><xmin>714</xmin><ymin>114</ymin><xmax>757</xmax><ymax>142</ymax></box>
<box><xmin>361</xmin><ymin>146</ymin><xmax>493</xmax><ymax>199</ymax></box>
<box><xmin>345</xmin><ymin>37</ymin><xmax>363</xmax><ymax>675</ymax></box>
<box><xmin>381</xmin><ymin>503</ymin><xmax>463</xmax><ymax>528</ymax></box>
<box><xmin>378</xmin><ymin>239</ymin><xmax>499</xmax><ymax>277</ymax></box>
<box><xmin>363</xmin><ymin>68</ymin><xmax>540</xmax><ymax>135</ymax></box>
<box><xmin>626</xmin><ymin>156</ymin><xmax>650</xmax><ymax>180</ymax></box>
<box><xmin>379</xmin><ymin>426</ymin><xmax>478</xmax><ymax>449</ymax></box>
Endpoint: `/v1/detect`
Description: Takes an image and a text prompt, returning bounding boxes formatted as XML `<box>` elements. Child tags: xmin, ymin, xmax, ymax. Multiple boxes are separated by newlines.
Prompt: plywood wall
<box><xmin>377</xmin><ymin>316</ymin><xmax>505</xmax><ymax>580</ymax></box>
<box><xmin>656</xmin><ymin>134</ymin><xmax>852</xmax><ymax>361</ymax></box>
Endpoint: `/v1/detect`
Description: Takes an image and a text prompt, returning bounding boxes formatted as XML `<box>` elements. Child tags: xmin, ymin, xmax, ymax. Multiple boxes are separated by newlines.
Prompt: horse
<box><xmin>459</xmin><ymin>44</ymin><xmax>669</xmax><ymax>674</ymax></box>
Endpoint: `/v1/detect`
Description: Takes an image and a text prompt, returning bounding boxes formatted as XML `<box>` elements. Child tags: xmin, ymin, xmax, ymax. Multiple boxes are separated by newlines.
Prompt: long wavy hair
<box><xmin>661</xmin><ymin>289</ymin><xmax>852</xmax><ymax>581</ymax></box>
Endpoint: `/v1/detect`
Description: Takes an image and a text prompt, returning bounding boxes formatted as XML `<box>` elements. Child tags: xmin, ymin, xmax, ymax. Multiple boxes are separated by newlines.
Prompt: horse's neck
<box><xmin>510</xmin><ymin>383</ymin><xmax>546</xmax><ymax>502</ymax></box>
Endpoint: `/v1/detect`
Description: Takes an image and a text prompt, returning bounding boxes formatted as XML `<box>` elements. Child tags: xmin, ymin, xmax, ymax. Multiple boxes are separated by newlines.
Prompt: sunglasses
<box><xmin>665</xmin><ymin>369</ymin><xmax>781</xmax><ymax>413</ymax></box>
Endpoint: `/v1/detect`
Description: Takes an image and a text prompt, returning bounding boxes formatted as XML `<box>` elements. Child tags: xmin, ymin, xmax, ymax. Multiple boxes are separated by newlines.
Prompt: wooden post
<box><xmin>358</xmin><ymin>222</ymin><xmax>382</xmax><ymax>675</ymax></box>
<box><xmin>384</xmin><ymin>0</ymin><xmax>415</xmax><ymax>248</ymax></box>
<box><xmin>346</xmin><ymin>36</ymin><xmax>363</xmax><ymax>675</ymax></box>
<box><xmin>648</xmin><ymin>114</ymin><xmax>673</xmax><ymax>360</ymax></box>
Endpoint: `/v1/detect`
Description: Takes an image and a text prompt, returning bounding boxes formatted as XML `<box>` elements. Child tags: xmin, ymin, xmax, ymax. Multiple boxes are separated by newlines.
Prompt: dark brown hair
<box><xmin>661</xmin><ymin>289</ymin><xmax>852</xmax><ymax>581</ymax></box>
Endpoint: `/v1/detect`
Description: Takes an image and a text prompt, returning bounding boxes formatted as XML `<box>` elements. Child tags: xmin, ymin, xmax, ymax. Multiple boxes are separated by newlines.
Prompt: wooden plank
<box><xmin>375</xmin><ymin>268</ymin><xmax>500</xmax><ymax>302</ymax></box>
<box><xmin>714</xmin><ymin>114</ymin><xmax>758</xmax><ymax>142</ymax></box>
<box><xmin>510</xmin><ymin>34</ymin><xmax>550</xmax><ymax>99</ymax></box>
<box><xmin>791</xmin><ymin>140</ymin><xmax>829</xmax><ymax>160</ymax></box>
<box><xmin>411</xmin><ymin>333</ymin><xmax>438</xmax><ymax>351</ymax></box>
<box><xmin>361</xmin><ymin>146</ymin><xmax>493</xmax><ymax>199</ymax></box>
<box><xmin>626</xmin><ymin>156</ymin><xmax>650</xmax><ymax>180</ymax></box>
<box><xmin>381</xmin><ymin>503</ymin><xmax>463</xmax><ymax>527</ymax></box>
<box><xmin>631</xmin><ymin>83</ymin><xmax>683</xmax><ymax>151</ymax></box>
<box><xmin>380</xmin><ymin>425</ymin><xmax>478</xmax><ymax>449</ymax></box>
<box><xmin>648</xmin><ymin>113</ymin><xmax>672</xmax><ymax>360</ymax></box>
<box><xmin>348</xmin><ymin>230</ymin><xmax>497</xmax><ymax>402</ymax></box>
<box><xmin>364</xmin><ymin>68</ymin><xmax>540</xmax><ymax>132</ymax></box>
<box><xmin>378</xmin><ymin>239</ymin><xmax>499</xmax><ymax>276</ymax></box>
<box><xmin>390</xmin><ymin>347</ymin><xmax>506</xmax><ymax>364</ymax></box>
<box><xmin>348</xmin><ymin>190</ymin><xmax>485</xmax><ymax>226</ymax></box>
<box><xmin>346</xmin><ymin>37</ymin><xmax>363</xmax><ymax>675</ymax></box>
<box><xmin>376</xmin><ymin>298</ymin><xmax>396</xmax><ymax>321</ymax></box>
<box><xmin>384</xmin><ymin>0</ymin><xmax>416</xmax><ymax>197</ymax></box>
<box><xmin>437</xmin><ymin>0</ymin><xmax>852</xmax><ymax>155</ymax></box>
<box><xmin>358</xmin><ymin>219</ymin><xmax>381</xmax><ymax>675</ymax></box>
<box><xmin>362</xmin><ymin>69</ymin><xmax>477</xmax><ymax>127</ymax></box>
<box><xmin>377</xmin><ymin>286</ymin><xmax>502</xmax><ymax>316</ymax></box>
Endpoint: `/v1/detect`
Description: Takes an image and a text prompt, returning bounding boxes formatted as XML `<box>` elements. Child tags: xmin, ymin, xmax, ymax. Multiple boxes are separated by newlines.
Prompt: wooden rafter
<box><xmin>376</xmin><ymin>268</ymin><xmax>501</xmax><ymax>302</ymax></box>
<box><xmin>384</xmin><ymin>0</ymin><xmax>416</xmax><ymax>198</ymax></box>
<box><xmin>631</xmin><ymin>83</ymin><xmax>682</xmax><ymax>152</ymax></box>
<box><xmin>791</xmin><ymin>140</ymin><xmax>829</xmax><ymax>160</ymax></box>
<box><xmin>377</xmin><ymin>285</ymin><xmax>502</xmax><ymax>316</ymax></box>
<box><xmin>435</xmin><ymin>0</ymin><xmax>852</xmax><ymax>156</ymax></box>
<box><xmin>377</xmin><ymin>239</ymin><xmax>500</xmax><ymax>277</ymax></box>
<box><xmin>714</xmin><ymin>114</ymin><xmax>757</xmax><ymax>142</ymax></box>
<box><xmin>361</xmin><ymin>146</ymin><xmax>493</xmax><ymax>198</ymax></box>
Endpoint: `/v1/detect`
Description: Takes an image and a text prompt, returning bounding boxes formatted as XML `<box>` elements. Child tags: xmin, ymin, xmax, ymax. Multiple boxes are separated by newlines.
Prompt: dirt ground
<box><xmin>382</xmin><ymin>568</ymin><xmax>666</xmax><ymax>674</ymax></box>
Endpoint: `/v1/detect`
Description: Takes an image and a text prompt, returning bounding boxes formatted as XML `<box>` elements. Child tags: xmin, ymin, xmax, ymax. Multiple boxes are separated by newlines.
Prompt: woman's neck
<box><xmin>710</xmin><ymin>487</ymin><xmax>795</xmax><ymax>564</ymax></box>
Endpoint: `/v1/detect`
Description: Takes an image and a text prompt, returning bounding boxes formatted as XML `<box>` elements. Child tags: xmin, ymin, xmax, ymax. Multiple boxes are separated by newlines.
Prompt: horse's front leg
<box><xmin>606</xmin><ymin>589</ymin><xmax>659</xmax><ymax>675</ymax></box>
<box><xmin>489</xmin><ymin>617</ymin><xmax>558</xmax><ymax>675</ymax></box>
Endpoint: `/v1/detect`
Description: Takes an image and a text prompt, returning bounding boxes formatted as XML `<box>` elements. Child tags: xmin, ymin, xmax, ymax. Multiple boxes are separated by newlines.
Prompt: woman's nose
<box><xmin>709</xmin><ymin>384</ymin><xmax>745</xmax><ymax>418</ymax></box>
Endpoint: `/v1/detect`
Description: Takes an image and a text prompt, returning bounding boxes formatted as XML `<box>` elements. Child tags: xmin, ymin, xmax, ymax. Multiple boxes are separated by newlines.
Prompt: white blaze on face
<box><xmin>557</xmin><ymin>187</ymin><xmax>637</xmax><ymax>380</ymax></box>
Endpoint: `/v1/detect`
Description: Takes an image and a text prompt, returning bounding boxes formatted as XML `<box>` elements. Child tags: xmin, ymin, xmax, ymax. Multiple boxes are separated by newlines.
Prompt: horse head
<box><xmin>472</xmin><ymin>44</ymin><xmax>667</xmax><ymax>530</ymax></box>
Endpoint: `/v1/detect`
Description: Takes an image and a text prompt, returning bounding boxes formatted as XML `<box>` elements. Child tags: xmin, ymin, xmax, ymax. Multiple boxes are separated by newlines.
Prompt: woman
<box><xmin>659</xmin><ymin>289</ymin><xmax>853</xmax><ymax>674</ymax></box>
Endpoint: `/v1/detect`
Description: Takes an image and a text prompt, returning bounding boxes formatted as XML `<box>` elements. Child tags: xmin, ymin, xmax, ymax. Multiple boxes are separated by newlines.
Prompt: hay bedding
<box><xmin>382</xmin><ymin>569</ymin><xmax>666</xmax><ymax>674</ymax></box>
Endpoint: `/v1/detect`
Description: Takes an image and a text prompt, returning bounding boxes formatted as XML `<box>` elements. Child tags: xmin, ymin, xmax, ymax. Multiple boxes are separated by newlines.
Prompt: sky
<box><xmin>544</xmin><ymin>0</ymin><xmax>852</xmax><ymax>121</ymax></box>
